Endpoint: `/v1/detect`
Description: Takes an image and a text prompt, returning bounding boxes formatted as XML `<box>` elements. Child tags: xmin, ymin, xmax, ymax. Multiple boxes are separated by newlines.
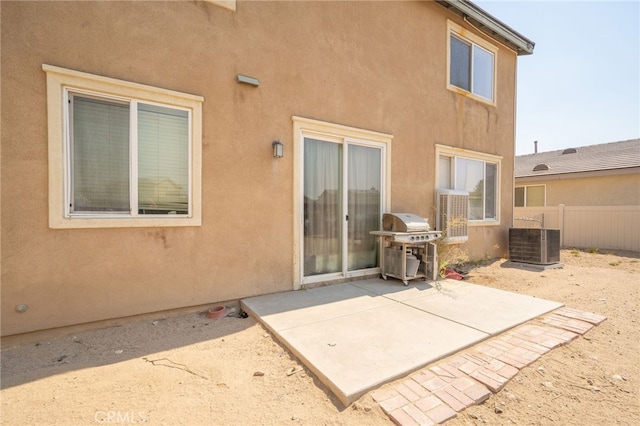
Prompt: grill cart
<box><xmin>371</xmin><ymin>213</ymin><xmax>441</xmax><ymax>285</ymax></box>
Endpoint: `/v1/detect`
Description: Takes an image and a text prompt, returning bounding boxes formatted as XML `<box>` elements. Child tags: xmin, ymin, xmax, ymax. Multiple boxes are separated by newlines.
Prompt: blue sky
<box><xmin>474</xmin><ymin>0</ymin><xmax>640</xmax><ymax>155</ymax></box>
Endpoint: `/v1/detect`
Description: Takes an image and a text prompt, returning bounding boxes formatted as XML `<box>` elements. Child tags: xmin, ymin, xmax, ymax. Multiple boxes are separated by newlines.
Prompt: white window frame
<box><xmin>292</xmin><ymin>116</ymin><xmax>393</xmax><ymax>290</ymax></box>
<box><xmin>515</xmin><ymin>185</ymin><xmax>546</xmax><ymax>207</ymax></box>
<box><xmin>43</xmin><ymin>64</ymin><xmax>203</xmax><ymax>229</ymax></box>
<box><xmin>447</xmin><ymin>20</ymin><xmax>498</xmax><ymax>105</ymax></box>
<box><xmin>435</xmin><ymin>144</ymin><xmax>501</xmax><ymax>225</ymax></box>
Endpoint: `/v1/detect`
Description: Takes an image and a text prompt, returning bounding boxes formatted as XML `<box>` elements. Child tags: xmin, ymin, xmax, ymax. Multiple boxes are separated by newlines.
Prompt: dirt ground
<box><xmin>1</xmin><ymin>249</ymin><xmax>638</xmax><ymax>425</ymax></box>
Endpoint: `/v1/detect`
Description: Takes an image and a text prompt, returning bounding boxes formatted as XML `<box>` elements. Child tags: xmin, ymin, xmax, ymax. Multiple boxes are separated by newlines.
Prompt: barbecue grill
<box><xmin>371</xmin><ymin>213</ymin><xmax>442</xmax><ymax>285</ymax></box>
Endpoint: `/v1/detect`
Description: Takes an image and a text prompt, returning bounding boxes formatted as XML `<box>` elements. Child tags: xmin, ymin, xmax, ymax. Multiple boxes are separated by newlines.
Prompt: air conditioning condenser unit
<box><xmin>509</xmin><ymin>228</ymin><xmax>561</xmax><ymax>265</ymax></box>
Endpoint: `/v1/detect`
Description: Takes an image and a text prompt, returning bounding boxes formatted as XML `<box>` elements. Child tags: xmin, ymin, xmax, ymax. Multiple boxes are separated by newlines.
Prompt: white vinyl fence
<box><xmin>514</xmin><ymin>205</ymin><xmax>640</xmax><ymax>252</ymax></box>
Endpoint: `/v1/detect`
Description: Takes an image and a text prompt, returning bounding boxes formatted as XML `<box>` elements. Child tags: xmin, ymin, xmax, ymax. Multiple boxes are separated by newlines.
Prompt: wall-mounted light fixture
<box><xmin>236</xmin><ymin>74</ymin><xmax>260</xmax><ymax>87</ymax></box>
<box><xmin>272</xmin><ymin>140</ymin><xmax>283</xmax><ymax>158</ymax></box>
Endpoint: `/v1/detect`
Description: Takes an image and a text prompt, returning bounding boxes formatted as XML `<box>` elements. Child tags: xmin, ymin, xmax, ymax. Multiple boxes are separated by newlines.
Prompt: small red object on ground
<box><xmin>444</xmin><ymin>269</ymin><xmax>464</xmax><ymax>280</ymax></box>
<box><xmin>207</xmin><ymin>305</ymin><xmax>228</xmax><ymax>318</ymax></box>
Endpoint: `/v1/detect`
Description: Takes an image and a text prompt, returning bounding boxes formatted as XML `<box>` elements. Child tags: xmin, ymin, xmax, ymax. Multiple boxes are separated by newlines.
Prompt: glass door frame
<box><xmin>292</xmin><ymin>116</ymin><xmax>392</xmax><ymax>289</ymax></box>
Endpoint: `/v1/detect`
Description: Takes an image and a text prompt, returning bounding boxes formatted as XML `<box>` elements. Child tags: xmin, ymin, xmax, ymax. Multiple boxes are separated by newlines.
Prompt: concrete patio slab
<box><xmin>349</xmin><ymin>279</ymin><xmax>467</xmax><ymax>302</ymax></box>
<box><xmin>399</xmin><ymin>281</ymin><xmax>563</xmax><ymax>335</ymax></box>
<box><xmin>241</xmin><ymin>278</ymin><xmax>562</xmax><ymax>406</ymax></box>
<box><xmin>277</xmin><ymin>303</ymin><xmax>488</xmax><ymax>405</ymax></box>
<box><xmin>238</xmin><ymin>283</ymin><xmax>394</xmax><ymax>331</ymax></box>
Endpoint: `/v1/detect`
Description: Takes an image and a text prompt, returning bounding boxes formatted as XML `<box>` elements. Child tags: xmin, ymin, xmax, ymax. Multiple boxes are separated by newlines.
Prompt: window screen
<box><xmin>473</xmin><ymin>46</ymin><xmax>494</xmax><ymax>100</ymax></box>
<box><xmin>484</xmin><ymin>162</ymin><xmax>497</xmax><ymax>219</ymax></box>
<box><xmin>450</xmin><ymin>35</ymin><xmax>471</xmax><ymax>92</ymax></box>
<box><xmin>71</xmin><ymin>96</ymin><xmax>130</xmax><ymax>213</ymax></box>
<box><xmin>138</xmin><ymin>104</ymin><xmax>189</xmax><ymax>214</ymax></box>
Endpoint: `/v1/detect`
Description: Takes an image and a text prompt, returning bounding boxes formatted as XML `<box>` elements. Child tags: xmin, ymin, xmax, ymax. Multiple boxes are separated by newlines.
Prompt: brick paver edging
<box><xmin>370</xmin><ymin>307</ymin><xmax>607</xmax><ymax>425</ymax></box>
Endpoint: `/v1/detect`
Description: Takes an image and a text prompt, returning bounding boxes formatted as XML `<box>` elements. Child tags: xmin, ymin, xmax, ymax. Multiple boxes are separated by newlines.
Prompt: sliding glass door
<box><xmin>303</xmin><ymin>136</ymin><xmax>382</xmax><ymax>280</ymax></box>
<box><xmin>347</xmin><ymin>144</ymin><xmax>381</xmax><ymax>271</ymax></box>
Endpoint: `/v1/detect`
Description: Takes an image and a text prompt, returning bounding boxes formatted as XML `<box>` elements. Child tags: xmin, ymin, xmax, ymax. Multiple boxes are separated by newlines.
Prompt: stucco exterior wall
<box><xmin>1</xmin><ymin>1</ymin><xmax>519</xmax><ymax>336</ymax></box>
<box><xmin>516</xmin><ymin>172</ymin><xmax>640</xmax><ymax>207</ymax></box>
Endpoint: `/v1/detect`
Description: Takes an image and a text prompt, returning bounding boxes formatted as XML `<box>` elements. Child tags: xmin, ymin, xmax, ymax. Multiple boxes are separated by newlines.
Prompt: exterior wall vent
<box><xmin>436</xmin><ymin>189</ymin><xmax>469</xmax><ymax>243</ymax></box>
<box><xmin>533</xmin><ymin>163</ymin><xmax>549</xmax><ymax>171</ymax></box>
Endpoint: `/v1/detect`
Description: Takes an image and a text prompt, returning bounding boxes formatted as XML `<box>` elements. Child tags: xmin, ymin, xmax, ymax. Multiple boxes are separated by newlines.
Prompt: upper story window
<box><xmin>43</xmin><ymin>65</ymin><xmax>203</xmax><ymax>229</ymax></box>
<box><xmin>437</xmin><ymin>145</ymin><xmax>501</xmax><ymax>223</ymax></box>
<box><xmin>515</xmin><ymin>185</ymin><xmax>546</xmax><ymax>207</ymax></box>
<box><xmin>447</xmin><ymin>21</ymin><xmax>497</xmax><ymax>104</ymax></box>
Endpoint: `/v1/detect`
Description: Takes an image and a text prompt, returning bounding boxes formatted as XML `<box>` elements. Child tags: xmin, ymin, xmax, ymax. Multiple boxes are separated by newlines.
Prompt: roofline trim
<box><xmin>516</xmin><ymin>166</ymin><xmax>640</xmax><ymax>181</ymax></box>
<box><xmin>438</xmin><ymin>0</ymin><xmax>535</xmax><ymax>55</ymax></box>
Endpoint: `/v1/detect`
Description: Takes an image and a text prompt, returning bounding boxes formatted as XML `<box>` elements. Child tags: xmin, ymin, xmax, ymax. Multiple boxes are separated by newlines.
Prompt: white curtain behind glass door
<box><xmin>303</xmin><ymin>138</ymin><xmax>342</xmax><ymax>276</ymax></box>
<box><xmin>347</xmin><ymin>144</ymin><xmax>381</xmax><ymax>271</ymax></box>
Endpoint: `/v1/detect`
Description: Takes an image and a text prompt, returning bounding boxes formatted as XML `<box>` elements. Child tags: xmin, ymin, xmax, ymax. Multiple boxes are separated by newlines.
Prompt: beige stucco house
<box><xmin>1</xmin><ymin>0</ymin><xmax>534</xmax><ymax>337</ymax></box>
<box><xmin>513</xmin><ymin>139</ymin><xmax>640</xmax><ymax>252</ymax></box>
<box><xmin>515</xmin><ymin>139</ymin><xmax>640</xmax><ymax>207</ymax></box>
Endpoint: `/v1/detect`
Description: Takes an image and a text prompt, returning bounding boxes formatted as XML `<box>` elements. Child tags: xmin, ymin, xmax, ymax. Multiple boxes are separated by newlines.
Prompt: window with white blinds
<box><xmin>137</xmin><ymin>103</ymin><xmax>189</xmax><ymax>215</ymax></box>
<box><xmin>69</xmin><ymin>93</ymin><xmax>190</xmax><ymax>216</ymax></box>
<box><xmin>71</xmin><ymin>95</ymin><xmax>130</xmax><ymax>213</ymax></box>
<box><xmin>44</xmin><ymin>64</ymin><xmax>202</xmax><ymax>229</ymax></box>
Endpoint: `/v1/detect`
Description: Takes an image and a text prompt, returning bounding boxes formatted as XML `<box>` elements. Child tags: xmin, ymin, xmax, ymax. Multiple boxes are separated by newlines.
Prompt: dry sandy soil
<box><xmin>1</xmin><ymin>249</ymin><xmax>638</xmax><ymax>425</ymax></box>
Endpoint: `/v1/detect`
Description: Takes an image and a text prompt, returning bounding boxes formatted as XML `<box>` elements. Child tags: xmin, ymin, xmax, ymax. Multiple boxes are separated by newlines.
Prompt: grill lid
<box><xmin>382</xmin><ymin>213</ymin><xmax>430</xmax><ymax>232</ymax></box>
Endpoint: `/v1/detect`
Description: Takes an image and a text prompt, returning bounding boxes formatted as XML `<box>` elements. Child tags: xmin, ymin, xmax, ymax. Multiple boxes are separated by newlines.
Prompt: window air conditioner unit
<box><xmin>436</xmin><ymin>189</ymin><xmax>469</xmax><ymax>243</ymax></box>
<box><xmin>509</xmin><ymin>228</ymin><xmax>561</xmax><ymax>265</ymax></box>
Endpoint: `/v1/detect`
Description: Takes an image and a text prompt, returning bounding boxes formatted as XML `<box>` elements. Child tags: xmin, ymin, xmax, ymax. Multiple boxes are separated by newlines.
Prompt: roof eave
<box><xmin>438</xmin><ymin>0</ymin><xmax>535</xmax><ymax>55</ymax></box>
<box><xmin>516</xmin><ymin>166</ymin><xmax>640</xmax><ymax>181</ymax></box>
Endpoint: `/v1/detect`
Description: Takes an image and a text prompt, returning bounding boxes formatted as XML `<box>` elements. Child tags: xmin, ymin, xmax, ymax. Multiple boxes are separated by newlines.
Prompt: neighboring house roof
<box><xmin>515</xmin><ymin>139</ymin><xmax>640</xmax><ymax>178</ymax></box>
<box><xmin>437</xmin><ymin>0</ymin><xmax>535</xmax><ymax>55</ymax></box>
